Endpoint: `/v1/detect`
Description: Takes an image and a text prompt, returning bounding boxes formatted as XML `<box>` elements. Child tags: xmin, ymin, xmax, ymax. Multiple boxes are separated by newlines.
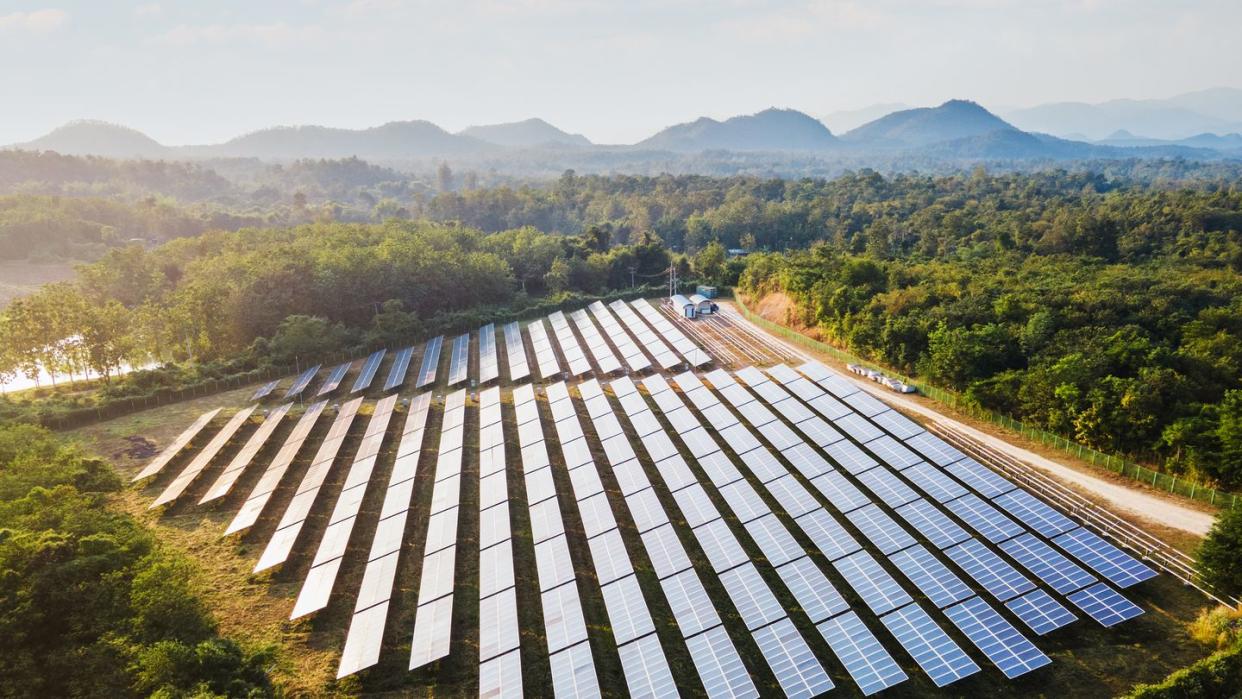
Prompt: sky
<box><xmin>1</xmin><ymin>0</ymin><xmax>1239</xmax><ymax>145</ymax></box>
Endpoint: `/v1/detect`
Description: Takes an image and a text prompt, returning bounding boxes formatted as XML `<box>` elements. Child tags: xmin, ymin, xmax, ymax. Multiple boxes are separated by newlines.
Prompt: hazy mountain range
<box><xmin>1000</xmin><ymin>87</ymin><xmax>1242</xmax><ymax>140</ymax></box>
<box><xmin>9</xmin><ymin>91</ymin><xmax>1242</xmax><ymax>167</ymax></box>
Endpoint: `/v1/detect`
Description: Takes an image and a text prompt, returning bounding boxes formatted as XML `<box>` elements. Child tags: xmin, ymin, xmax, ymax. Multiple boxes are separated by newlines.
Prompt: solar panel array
<box><xmin>200</xmin><ymin>402</ymin><xmax>293</xmax><ymax>504</ymax></box>
<box><xmin>501</xmin><ymin>321</ymin><xmax>530</xmax><ymax>382</ymax></box>
<box><xmin>316</xmin><ymin>361</ymin><xmax>351</xmax><ymax>396</ymax></box>
<box><xmin>478</xmin><ymin>323</ymin><xmax>500</xmax><ymax>384</ymax></box>
<box><xmin>132</xmin><ymin>407</ymin><xmax>222</xmax><ymax>481</ymax></box>
<box><xmin>251</xmin><ymin>379</ymin><xmax>280</xmax><ymax>401</ymax></box>
<box><xmin>477</xmin><ymin>386</ymin><xmax>522</xmax><ymax>693</ymax></box>
<box><xmin>383</xmin><ymin>346</ymin><xmax>414</xmax><ymax>392</ymax></box>
<box><xmin>353</xmin><ymin>348</ymin><xmax>387</xmax><ymax>393</ymax></box>
<box><xmin>283</xmin><ymin>364</ymin><xmax>322</xmax><ymax>400</ymax></box>
<box><xmin>447</xmin><ymin>333</ymin><xmax>470</xmax><ymax>386</ymax></box>
<box><xmin>512</xmin><ymin>383</ymin><xmax>598</xmax><ymax>697</ymax></box>
<box><xmin>150</xmin><ymin>405</ymin><xmax>257</xmax><ymax>508</ymax></box>
<box><xmin>588</xmin><ymin>301</ymin><xmax>651</xmax><ymax>373</ymax></box>
<box><xmin>292</xmin><ymin>394</ymin><xmax>398</xmax><ymax>618</ymax></box>
<box><xmin>570</xmin><ymin>309</ymin><xmax>622</xmax><ymax>374</ymax></box>
<box><xmin>415</xmin><ymin>336</ymin><xmax>444</xmax><ymax>388</ymax></box>
<box><xmin>609</xmin><ymin>299</ymin><xmax>680</xmax><ymax>369</ymax></box>
<box><xmin>527</xmin><ymin>319</ymin><xmax>563</xmax><ymax>379</ymax></box>
<box><xmin>224</xmin><ymin>400</ymin><xmax>328</xmax><ymax>535</ymax></box>
<box><xmin>546</xmin><ymin>381</ymin><xmax>676</xmax><ymax>698</ymax></box>
<box><xmin>631</xmin><ymin>298</ymin><xmax>711</xmax><ymax>367</ymax></box>
<box><xmin>548</xmin><ymin>311</ymin><xmax>592</xmax><ymax>376</ymax></box>
<box><xmin>410</xmin><ymin>389</ymin><xmax>467</xmax><ymax>669</ymax></box>
<box><xmin>338</xmin><ymin>392</ymin><xmax>432</xmax><ymax>678</ymax></box>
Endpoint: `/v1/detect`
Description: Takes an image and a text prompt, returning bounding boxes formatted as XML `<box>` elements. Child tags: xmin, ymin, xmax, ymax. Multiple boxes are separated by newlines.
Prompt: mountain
<box><xmin>636</xmin><ymin>108</ymin><xmax>838</xmax><ymax>152</ymax></box>
<box><xmin>203</xmin><ymin>121</ymin><xmax>493</xmax><ymax>160</ymax></box>
<box><xmin>1097</xmin><ymin>130</ymin><xmax>1242</xmax><ymax>151</ymax></box>
<box><xmin>460</xmin><ymin>118</ymin><xmax>591</xmax><ymax>148</ymax></box>
<box><xmin>1004</xmin><ymin>88</ymin><xmax>1242</xmax><ymax>140</ymax></box>
<box><xmin>843</xmin><ymin>100</ymin><xmax>1017</xmax><ymax>147</ymax></box>
<box><xmin>819</xmin><ymin>103</ymin><xmax>911</xmax><ymax>134</ymax></box>
<box><xmin>12</xmin><ymin>120</ymin><xmax>171</xmax><ymax>159</ymax></box>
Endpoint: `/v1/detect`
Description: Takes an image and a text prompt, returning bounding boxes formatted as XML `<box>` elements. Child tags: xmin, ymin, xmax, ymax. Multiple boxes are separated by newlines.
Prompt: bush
<box><xmin>1124</xmin><ymin>642</ymin><xmax>1242</xmax><ymax>698</ymax></box>
<box><xmin>1198</xmin><ymin>508</ymin><xmax>1242</xmax><ymax>599</ymax></box>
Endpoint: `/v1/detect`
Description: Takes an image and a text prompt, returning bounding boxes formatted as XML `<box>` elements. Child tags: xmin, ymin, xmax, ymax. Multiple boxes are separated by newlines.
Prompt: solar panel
<box><xmin>588</xmin><ymin>529</ymin><xmax>634</xmax><ymax>585</ymax></box>
<box><xmin>833</xmin><ymin>550</ymin><xmax>913</xmax><ymax>616</ymax></box>
<box><xmin>1053</xmin><ymin>528</ymin><xmax>1157</xmax><ymax>588</ymax></box>
<box><xmin>661</xmin><ymin>569</ymin><xmax>722</xmax><ymax>636</ymax></box>
<box><xmin>880</xmin><ymin>603</ymin><xmax>979</xmax><ymax>687</ymax></box>
<box><xmin>415</xmin><ymin>335</ymin><xmax>444</xmax><ymax>388</ymax></box>
<box><xmin>674</xmin><ymin>483</ymin><xmax>723</xmax><ymax>528</ymax></box>
<box><xmin>753</xmin><ymin>617</ymin><xmax>835</xmax><ymax>699</ymax></box>
<box><xmin>944</xmin><ymin>458</ymin><xmax>1016</xmax><ymax>499</ymax></box>
<box><xmin>316</xmin><ymin>361</ymin><xmax>350</xmax><ymax>396</ymax></box>
<box><xmin>780</xmin><ymin>442</ymin><xmax>832</xmax><ymax>479</ymax></box>
<box><xmin>720</xmin><ymin>563</ymin><xmax>785</xmax><ymax>630</ymax></box>
<box><xmin>152</xmin><ymin>406</ymin><xmax>256</xmax><ymax>507</ymax></box>
<box><xmin>795</xmin><ymin>509</ymin><xmax>861</xmax><ymax>561</ymax></box>
<box><xmin>888</xmin><ymin>544</ymin><xmax>974</xmax><ymax>609</ymax></box>
<box><xmin>349</xmin><ymin>348</ymin><xmax>386</xmax><ymax>393</ymax></box>
<box><xmin>479</xmin><ymin>586</ymin><xmax>520</xmax><ymax>661</ymax></box>
<box><xmin>478</xmin><ymin>323</ymin><xmax>499</xmax><ymax>384</ymax></box>
<box><xmin>251</xmin><ymin>379</ymin><xmax>280</xmax><ymax>401</ymax></box>
<box><xmin>548</xmin><ymin>311</ymin><xmax>592</xmax><ymax>376</ymax></box>
<box><xmin>994</xmin><ymin>489</ymin><xmax>1079</xmax><ymax>538</ymax></box>
<box><xmin>588</xmin><ymin>301</ymin><xmax>651</xmax><ymax>373</ymax></box>
<box><xmin>846</xmin><ymin>504</ymin><xmax>918</xmax><ymax>555</ymax></box>
<box><xmin>905</xmin><ymin>432</ymin><xmax>967</xmax><ymax>467</ymax></box>
<box><xmin>134</xmin><ymin>407</ymin><xmax>222</xmax><ymax>482</ymax></box>
<box><xmin>200</xmin><ymin>402</ymin><xmax>292</xmax><ymax>504</ymax></box>
<box><xmin>757</xmin><ymin>422</ymin><xmax>802</xmax><ymax>452</ymax></box>
<box><xmin>479</xmin><ymin>649</ymin><xmax>522</xmax><ymax>699</ymax></box>
<box><xmin>536</xmin><ymin>535</ymin><xmax>577</xmax><ymax>592</ymax></box>
<box><xmin>283</xmin><ymin>364</ymin><xmax>321</xmax><ymax>400</ymax></box>
<box><xmin>685</xmin><ymin>625</ymin><xmax>760</xmax><ymax>699</ymax></box>
<box><xmin>901</xmin><ymin>462</ymin><xmax>968</xmax><ymax>503</ymax></box>
<box><xmin>894</xmin><ymin>499</ymin><xmax>971</xmax><ymax>550</ymax></box>
<box><xmin>999</xmin><ymin>533</ymin><xmax>1097</xmax><ymax>595</ymax></box>
<box><xmin>383</xmin><ymin>345</ymin><xmax>414</xmax><ymax>391</ymax></box>
<box><xmin>682</xmin><ymin>426</ymin><xmax>720</xmax><ymax>459</ymax></box>
<box><xmin>626</xmin><ymin>486</ymin><xmax>672</xmax><ymax>533</ymax></box>
<box><xmin>641</xmin><ymin>523</ymin><xmax>693</xmax><ymax>579</ymax></box>
<box><xmin>692</xmin><ymin>518</ymin><xmax>750</xmax><ymax>573</ymax></box>
<box><xmin>529</xmin><ymin>497</ymin><xmax>565</xmax><ymax>544</ymax></box>
<box><xmin>775</xmin><ymin>556</ymin><xmax>849</xmax><ymax>622</ymax></box>
<box><xmin>618</xmin><ymin>632</ymin><xmax>678</xmax><ymax>699</ymax></box>
<box><xmin>833</xmin><ymin>412</ymin><xmax>885</xmax><ymax>443</ymax></box>
<box><xmin>601</xmin><ymin>576</ymin><xmax>658</xmax><ymax>644</ymax></box>
<box><xmin>479</xmin><ymin>504</ymin><xmax>513</xmax><ymax>550</ymax></box>
<box><xmin>655</xmin><ymin>456</ymin><xmax>697</xmax><ymax>492</ymax></box>
<box><xmin>745</xmin><ymin>514</ymin><xmax>805</xmax><ymax>567</ymax></box>
<box><xmin>810</xmin><ymin>470</ymin><xmax>871</xmax><ymax>513</ymax></box>
<box><xmin>527</xmin><ymin>319</ymin><xmax>562</xmax><ymax>379</ymax></box>
<box><xmin>870</xmin><ymin>409</ymin><xmax>925</xmax><ymax>440</ymax></box>
<box><xmin>823</xmin><ymin>440</ymin><xmax>879</xmax><ymax>475</ymax></box>
<box><xmin>445</xmin><ymin>333</ymin><xmax>469</xmax><ymax>386</ymax></box>
<box><xmin>543</xmin><ymin>583</ymin><xmax>590</xmax><ymax>653</ymax></box>
<box><xmin>1067</xmin><ymin>582</ymin><xmax>1145</xmax><ymax>627</ymax></box>
<box><xmin>577</xmin><ymin>492</ymin><xmax>618</xmax><ymax>539</ymax></box>
<box><xmin>855</xmin><ymin>468</ymin><xmax>920</xmax><ymax>508</ymax></box>
<box><xmin>609</xmin><ymin>299</ymin><xmax>680</xmax><ymax>370</ymax></box>
<box><xmin>698</xmin><ymin>451</ymin><xmax>745</xmax><ymax>488</ymax></box>
<box><xmin>863</xmin><ymin>435</ymin><xmax>923</xmax><ymax>470</ymax></box>
<box><xmin>408</xmin><ymin>594</ymin><xmax>454</xmax><ymax>668</ymax></box>
<box><xmin>817</xmin><ymin>611</ymin><xmax>908</xmax><ymax>696</ymax></box>
<box><xmin>632</xmin><ymin>298</ymin><xmax>711</xmax><ymax>367</ymax></box>
<box><xmin>738</xmin><ymin>449</ymin><xmax>788</xmax><ymax>483</ymax></box>
<box><xmin>766</xmin><ymin>475</ymin><xmax>820</xmax><ymax>517</ymax></box>
<box><xmin>1005</xmin><ymin>589</ymin><xmax>1077</xmax><ymax>635</ymax></box>
<box><xmin>502</xmin><ymin>321</ymin><xmax>531</xmax><ymax>382</ymax></box>
<box><xmin>570</xmin><ymin>310</ymin><xmax>623</xmax><ymax>374</ymax></box>
<box><xmin>549</xmin><ymin>641</ymin><xmax>599</xmax><ymax>699</ymax></box>
<box><xmin>844</xmin><ymin>391</ymin><xmax>890</xmax><ymax>417</ymax></box>
<box><xmin>943</xmin><ymin>596</ymin><xmax>1051</xmax><ymax>678</ymax></box>
<box><xmin>717</xmin><ymin>480</ymin><xmax>770</xmax><ymax>524</ymax></box>
<box><xmin>945</xmin><ymin>494</ymin><xmax>1024</xmax><ymax>544</ymax></box>
<box><xmin>944</xmin><ymin>538</ymin><xmax>1035</xmax><ymax>602</ymax></box>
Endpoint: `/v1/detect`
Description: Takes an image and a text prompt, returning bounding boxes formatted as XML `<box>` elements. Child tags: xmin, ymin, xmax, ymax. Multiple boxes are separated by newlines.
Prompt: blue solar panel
<box><xmin>685</xmin><ymin>625</ymin><xmax>760</xmax><ymax>699</ymax></box>
<box><xmin>1067</xmin><ymin>582</ymin><xmax>1145</xmax><ymax>627</ymax></box>
<box><xmin>350</xmin><ymin>348</ymin><xmax>386</xmax><ymax>393</ymax></box>
<box><xmin>833</xmin><ymin>551</ymin><xmax>913</xmax><ymax>616</ymax></box>
<box><xmin>775</xmin><ymin>556</ymin><xmax>850</xmax><ymax>622</ymax></box>
<box><xmin>864</xmin><ymin>435</ymin><xmax>923</xmax><ymax>470</ymax></box>
<box><xmin>846</xmin><ymin>504</ymin><xmax>918</xmax><ymax>555</ymax></box>
<box><xmin>999</xmin><ymin>533</ymin><xmax>1097</xmax><ymax>595</ymax></box>
<box><xmin>1053</xmin><ymin>528</ymin><xmax>1157</xmax><ymax>588</ymax></box>
<box><xmin>880</xmin><ymin>603</ymin><xmax>980</xmax><ymax>687</ymax></box>
<box><xmin>905</xmin><ymin>432</ymin><xmax>967</xmax><ymax>467</ymax></box>
<box><xmin>894</xmin><ymin>499</ymin><xmax>971</xmax><ymax>550</ymax></box>
<box><xmin>901</xmin><ymin>462</ymin><xmax>968</xmax><ymax>503</ymax></box>
<box><xmin>823</xmin><ymin>440</ymin><xmax>879</xmax><ymax>475</ymax></box>
<box><xmin>943</xmin><ymin>596</ymin><xmax>1051</xmax><ymax>679</ymax></box>
<box><xmin>283</xmin><ymin>364</ymin><xmax>321</xmax><ymax>400</ymax></box>
<box><xmin>944</xmin><ymin>458</ymin><xmax>1016</xmax><ymax>499</ymax></box>
<box><xmin>888</xmin><ymin>544</ymin><xmax>974</xmax><ymax>609</ymax></box>
<box><xmin>856</xmin><ymin>468</ymin><xmax>919</xmax><ymax>508</ymax></box>
<box><xmin>315</xmin><ymin>361</ymin><xmax>350</xmax><ymax>396</ymax></box>
<box><xmin>382</xmin><ymin>346</ymin><xmax>413</xmax><ymax>391</ymax></box>
<box><xmin>810</xmin><ymin>471</ymin><xmax>870</xmax><ymax>513</ymax></box>
<box><xmin>795</xmin><ymin>509</ymin><xmax>861</xmax><ymax>561</ymax></box>
<box><xmin>1005</xmin><ymin>589</ymin><xmax>1077</xmax><ymax>635</ymax></box>
<box><xmin>817</xmin><ymin>611</ymin><xmax>908</xmax><ymax>696</ymax></box>
<box><xmin>944</xmin><ymin>539</ymin><xmax>1036</xmax><ymax>602</ymax></box>
<box><xmin>833</xmin><ymin>413</ymin><xmax>885</xmax><ymax>443</ymax></box>
<box><xmin>753</xmin><ymin>617</ymin><xmax>835</xmax><ymax>699</ymax></box>
<box><xmin>870</xmin><ymin>409</ymin><xmax>925</xmax><ymax>440</ymax></box>
<box><xmin>719</xmin><ymin>563</ymin><xmax>784</xmax><ymax>631</ymax></box>
<box><xmin>945</xmin><ymin>494</ymin><xmax>1024</xmax><ymax>544</ymax></box>
<box><xmin>446</xmin><ymin>333</ymin><xmax>470</xmax><ymax>386</ymax></box>
<box><xmin>415</xmin><ymin>336</ymin><xmax>444</xmax><ymax>388</ymax></box>
<box><xmin>994</xmin><ymin>489</ymin><xmax>1078</xmax><ymax>537</ymax></box>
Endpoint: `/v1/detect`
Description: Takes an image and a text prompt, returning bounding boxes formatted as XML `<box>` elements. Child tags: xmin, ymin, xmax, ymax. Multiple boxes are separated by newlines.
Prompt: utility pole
<box><xmin>628</xmin><ymin>265</ymin><xmax>636</xmax><ymax>288</ymax></box>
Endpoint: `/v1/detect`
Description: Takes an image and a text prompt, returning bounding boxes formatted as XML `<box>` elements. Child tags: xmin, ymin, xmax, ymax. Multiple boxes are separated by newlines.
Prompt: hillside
<box><xmin>460</xmin><ymin>118</ymin><xmax>591</xmax><ymax>147</ymax></box>
<box><xmin>1005</xmin><ymin>88</ymin><xmax>1242</xmax><ymax>140</ymax></box>
<box><xmin>203</xmin><ymin>120</ymin><xmax>494</xmax><ymax>160</ymax></box>
<box><xmin>636</xmin><ymin>108</ymin><xmax>838</xmax><ymax>152</ymax></box>
<box><xmin>12</xmin><ymin>120</ymin><xmax>171</xmax><ymax>159</ymax></box>
<box><xmin>844</xmin><ymin>100</ymin><xmax>1018</xmax><ymax>147</ymax></box>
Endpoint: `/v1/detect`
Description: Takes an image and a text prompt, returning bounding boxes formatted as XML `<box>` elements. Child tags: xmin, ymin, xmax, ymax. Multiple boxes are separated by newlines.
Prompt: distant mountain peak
<box><xmin>460</xmin><ymin>118</ymin><xmax>591</xmax><ymax>148</ymax></box>
<box><xmin>843</xmin><ymin>100</ymin><xmax>1017</xmax><ymax>147</ymax></box>
<box><xmin>14</xmin><ymin>120</ymin><xmax>170</xmax><ymax>159</ymax></box>
<box><xmin>637</xmin><ymin>108</ymin><xmax>838</xmax><ymax>152</ymax></box>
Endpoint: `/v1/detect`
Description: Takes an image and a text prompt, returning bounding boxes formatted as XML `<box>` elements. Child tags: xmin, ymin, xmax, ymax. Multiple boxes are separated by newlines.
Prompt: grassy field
<box><xmin>0</xmin><ymin>259</ymin><xmax>78</xmax><ymax>307</ymax></box>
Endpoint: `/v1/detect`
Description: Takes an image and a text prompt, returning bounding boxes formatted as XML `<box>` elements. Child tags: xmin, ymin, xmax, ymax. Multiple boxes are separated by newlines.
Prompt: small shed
<box><xmin>670</xmin><ymin>294</ymin><xmax>696</xmax><ymax>318</ymax></box>
<box><xmin>689</xmin><ymin>294</ymin><xmax>715</xmax><ymax>315</ymax></box>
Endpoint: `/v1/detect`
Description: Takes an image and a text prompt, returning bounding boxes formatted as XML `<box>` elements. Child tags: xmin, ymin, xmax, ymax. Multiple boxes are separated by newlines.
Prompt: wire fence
<box><xmin>732</xmin><ymin>293</ymin><xmax>1240</xmax><ymax>511</ymax></box>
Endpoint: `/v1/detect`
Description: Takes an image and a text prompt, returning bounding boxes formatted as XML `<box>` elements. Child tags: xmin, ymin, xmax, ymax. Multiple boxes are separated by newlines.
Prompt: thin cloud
<box><xmin>156</xmin><ymin>22</ymin><xmax>324</xmax><ymax>47</ymax></box>
<box><xmin>0</xmin><ymin>8</ymin><xmax>69</xmax><ymax>34</ymax></box>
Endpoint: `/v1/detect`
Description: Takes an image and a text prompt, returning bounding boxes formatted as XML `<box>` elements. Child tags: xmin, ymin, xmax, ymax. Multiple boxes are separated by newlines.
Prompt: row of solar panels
<box><xmin>249</xmin><ymin>335</ymin><xmax>451</xmax><ymax>404</ymax></box>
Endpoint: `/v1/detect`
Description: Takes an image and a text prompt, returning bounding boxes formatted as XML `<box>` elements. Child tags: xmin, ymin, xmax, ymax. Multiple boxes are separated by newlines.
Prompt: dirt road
<box><xmin>722</xmin><ymin>303</ymin><xmax>1218</xmax><ymax>537</ymax></box>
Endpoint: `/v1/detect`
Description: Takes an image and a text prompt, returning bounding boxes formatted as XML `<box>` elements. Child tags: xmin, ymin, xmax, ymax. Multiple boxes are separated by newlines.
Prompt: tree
<box><xmin>693</xmin><ymin>240</ymin><xmax>727</xmax><ymax>285</ymax></box>
<box><xmin>1197</xmin><ymin>506</ymin><xmax>1242</xmax><ymax>597</ymax></box>
<box><xmin>80</xmin><ymin>299</ymin><xmax>136</xmax><ymax>382</ymax></box>
<box><xmin>544</xmin><ymin>257</ymin><xmax>570</xmax><ymax>294</ymax></box>
<box><xmin>437</xmin><ymin>162</ymin><xmax>454</xmax><ymax>192</ymax></box>
<box><xmin>268</xmin><ymin>315</ymin><xmax>349</xmax><ymax>364</ymax></box>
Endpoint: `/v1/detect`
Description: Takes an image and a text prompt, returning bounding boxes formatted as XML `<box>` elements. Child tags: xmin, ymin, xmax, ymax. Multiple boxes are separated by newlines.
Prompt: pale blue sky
<box><xmin>1</xmin><ymin>0</ymin><xmax>1238</xmax><ymax>145</ymax></box>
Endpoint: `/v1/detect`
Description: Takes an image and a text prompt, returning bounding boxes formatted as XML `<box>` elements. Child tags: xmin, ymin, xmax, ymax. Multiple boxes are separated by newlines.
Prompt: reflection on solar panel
<box><xmin>283</xmin><ymin>364</ymin><xmax>322</xmax><ymax>400</ymax></box>
<box><xmin>994</xmin><ymin>489</ymin><xmax>1078</xmax><ymax>538</ymax></box>
<box><xmin>945</xmin><ymin>494</ymin><xmax>1024</xmax><ymax>544</ymax></box>
<box><xmin>253</xmin><ymin>398</ymin><xmax>362</xmax><ymax>571</ymax></box>
<box><xmin>588</xmin><ymin>301</ymin><xmax>651</xmax><ymax>373</ymax></box>
<box><xmin>1005</xmin><ymin>589</ymin><xmax>1077</xmax><ymax>635</ymax></box>
<box><xmin>316</xmin><ymin>362</ymin><xmax>350</xmax><ymax>396</ymax></box>
<box><xmin>382</xmin><ymin>346</ymin><xmax>414</xmax><ymax>392</ymax></box>
<box><xmin>856</xmin><ymin>468</ymin><xmax>919</xmax><ymax>508</ymax></box>
<box><xmin>225</xmin><ymin>401</ymin><xmax>327</xmax><ymax>535</ymax></box>
<box><xmin>151</xmin><ymin>406</ymin><xmax>256</xmax><ymax>507</ymax></box>
<box><xmin>817</xmin><ymin>611</ymin><xmax>908</xmax><ymax>696</ymax></box>
<box><xmin>410</xmin><ymin>388</ymin><xmax>468</xmax><ymax>669</ymax></box>
<box><xmin>824</xmin><ymin>440</ymin><xmax>879</xmax><ymax>475</ymax></box>
<box><xmin>571</xmin><ymin>309</ymin><xmax>621</xmax><ymax>374</ymax></box>
<box><xmin>944</xmin><ymin>458</ymin><xmax>1017</xmax><ymax>499</ymax></box>
<box><xmin>631</xmin><ymin>298</ymin><xmax>711</xmax><ymax>366</ymax></box>
<box><xmin>478</xmin><ymin>324</ymin><xmax>499</xmax><ymax>384</ymax></box>
<box><xmin>609</xmin><ymin>299</ymin><xmax>680</xmax><ymax>369</ymax></box>
<box><xmin>833</xmin><ymin>412</ymin><xmax>884</xmax><ymax>443</ymax></box>
<box><xmin>863</xmin><ymin>435</ymin><xmax>923</xmax><ymax>470</ymax></box>
<box><xmin>415</xmin><ymin>336</ymin><xmax>444</xmax><ymax>388</ymax></box>
<box><xmin>477</xmin><ymin>386</ymin><xmax>520</xmax><ymax>677</ymax></box>
<box><xmin>602</xmin><ymin>575</ymin><xmax>658</xmax><ymax>644</ymax></box>
<box><xmin>888</xmin><ymin>544</ymin><xmax>974</xmax><ymax>609</ymax></box>
<box><xmin>1053</xmin><ymin>528</ymin><xmax>1157</xmax><ymax>588</ymax></box>
<box><xmin>797</xmin><ymin>361</ymin><xmax>860</xmax><ymax>398</ymax></box>
<box><xmin>944</xmin><ymin>538</ymin><xmax>1035</xmax><ymax>602</ymax></box>
<box><xmin>870</xmin><ymin>409</ymin><xmax>925</xmax><ymax>440</ymax></box>
<box><xmin>693</xmin><ymin>518</ymin><xmax>750</xmax><ymax>573</ymax></box>
<box><xmin>447</xmin><ymin>333</ymin><xmax>470</xmax><ymax>386</ymax></box>
<box><xmin>833</xmin><ymin>550</ymin><xmax>913</xmax><ymax>616</ymax></box>
<box><xmin>755</xmin><ymin>617</ymin><xmax>836</xmax><ymax>699</ymax></box>
<box><xmin>550</xmin><ymin>641</ymin><xmax>599</xmax><ymax>699</ymax></box>
<box><xmin>1067</xmin><ymin>582</ymin><xmax>1145</xmax><ymax>627</ymax></box>
<box><xmin>479</xmin><ymin>649</ymin><xmax>522</xmax><ymax>699</ymax></box>
<box><xmin>548</xmin><ymin>311</ymin><xmax>592</xmax><ymax>376</ymax></box>
<box><xmin>200</xmin><ymin>403</ymin><xmax>293</xmax><ymax>504</ymax></box>
<box><xmin>292</xmin><ymin>395</ymin><xmax>398</xmax><ymax>618</ymax></box>
<box><xmin>796</xmin><ymin>509</ymin><xmax>862</xmax><ymax>561</ymax></box>
<box><xmin>720</xmin><ymin>563</ymin><xmax>785</xmax><ymax>630</ymax></box>
<box><xmin>894</xmin><ymin>499</ymin><xmax>971</xmax><ymax>550</ymax></box>
<box><xmin>618</xmin><ymin>632</ymin><xmax>678</xmax><ymax>699</ymax></box>
<box><xmin>775</xmin><ymin>556</ymin><xmax>849</xmax><ymax>622</ymax></box>
<box><xmin>999</xmin><ymin>533</ymin><xmax>1096</xmax><ymax>595</ymax></box>
<box><xmin>685</xmin><ymin>626</ymin><xmax>760</xmax><ymax>699</ymax></box>
<box><xmin>502</xmin><ymin>322</ymin><xmax>530</xmax><ymax>382</ymax></box>
<box><xmin>134</xmin><ymin>408</ymin><xmax>222</xmax><ymax>481</ymax></box>
<box><xmin>881</xmin><ymin>603</ymin><xmax>979</xmax><ymax>687</ymax></box>
<box><xmin>901</xmin><ymin>462</ymin><xmax>968</xmax><ymax>503</ymax></box>
<box><xmin>944</xmin><ymin>596</ymin><xmax>1051</xmax><ymax>678</ymax></box>
<box><xmin>846</xmin><ymin>504</ymin><xmax>918</xmax><ymax>555</ymax></box>
<box><xmin>527</xmin><ymin>319</ymin><xmax>562</xmax><ymax>379</ymax></box>
<box><xmin>351</xmin><ymin>349</ymin><xmax>387</xmax><ymax>393</ymax></box>
<box><xmin>810</xmin><ymin>470</ymin><xmax>871</xmax><ymax>513</ymax></box>
<box><xmin>251</xmin><ymin>379</ymin><xmax>280</xmax><ymax>401</ymax></box>
<box><xmin>905</xmin><ymin>432</ymin><xmax>967</xmax><ymax>467</ymax></box>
